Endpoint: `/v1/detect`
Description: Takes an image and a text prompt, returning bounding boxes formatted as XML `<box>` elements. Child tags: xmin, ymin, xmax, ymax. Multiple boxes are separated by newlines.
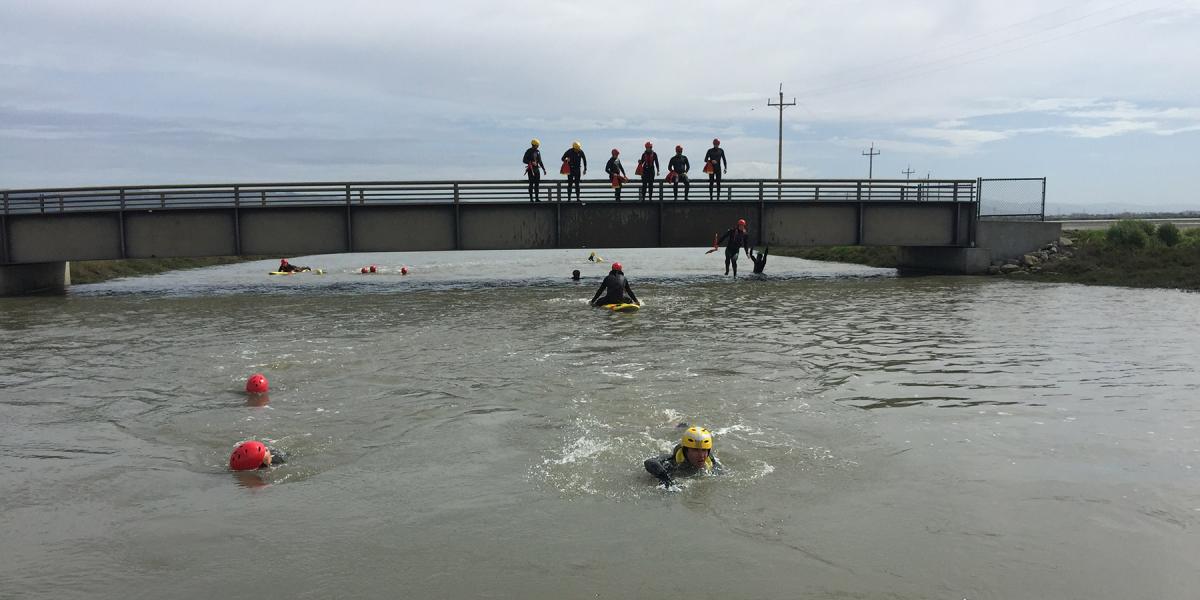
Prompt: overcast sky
<box><xmin>2</xmin><ymin>0</ymin><xmax>1198</xmax><ymax>211</ymax></box>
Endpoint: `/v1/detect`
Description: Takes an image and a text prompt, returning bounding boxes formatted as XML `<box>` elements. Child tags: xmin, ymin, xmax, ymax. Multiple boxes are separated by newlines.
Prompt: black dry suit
<box><xmin>644</xmin><ymin>444</ymin><xmax>721</xmax><ymax>487</ymax></box>
<box><xmin>590</xmin><ymin>269</ymin><xmax>639</xmax><ymax>306</ymax></box>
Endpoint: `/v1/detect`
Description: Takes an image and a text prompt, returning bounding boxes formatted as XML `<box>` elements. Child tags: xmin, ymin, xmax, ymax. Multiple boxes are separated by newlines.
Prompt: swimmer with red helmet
<box><xmin>229</xmin><ymin>440</ymin><xmax>288</xmax><ymax>471</ymax></box>
<box><xmin>644</xmin><ymin>424</ymin><xmax>722</xmax><ymax>488</ymax></box>
<box><xmin>277</xmin><ymin>258</ymin><xmax>311</xmax><ymax>273</ymax></box>
<box><xmin>711</xmin><ymin>218</ymin><xmax>753</xmax><ymax>277</ymax></box>
<box><xmin>589</xmin><ymin>261</ymin><xmax>640</xmax><ymax>307</ymax></box>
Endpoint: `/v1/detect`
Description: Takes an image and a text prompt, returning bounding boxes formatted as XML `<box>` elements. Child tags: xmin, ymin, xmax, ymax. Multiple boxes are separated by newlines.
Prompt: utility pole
<box><xmin>902</xmin><ymin>165</ymin><xmax>915</xmax><ymax>180</ymax></box>
<box><xmin>862</xmin><ymin>142</ymin><xmax>880</xmax><ymax>179</ymax></box>
<box><xmin>767</xmin><ymin>83</ymin><xmax>796</xmax><ymax>185</ymax></box>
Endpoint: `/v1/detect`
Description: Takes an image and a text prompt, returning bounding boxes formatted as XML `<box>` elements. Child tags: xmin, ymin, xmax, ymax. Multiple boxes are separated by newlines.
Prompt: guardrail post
<box><xmin>160</xmin><ymin>193</ymin><xmax>166</xmax><ymax>208</ymax></box>
<box><xmin>658</xmin><ymin>180</ymin><xmax>664</xmax><ymax>202</ymax></box>
<box><xmin>234</xmin><ymin>185</ymin><xmax>240</xmax><ymax>208</ymax></box>
<box><xmin>758</xmin><ymin>181</ymin><xmax>764</xmax><ymax>203</ymax></box>
<box><xmin>856</xmin><ymin>183</ymin><xmax>862</xmax><ymax>202</ymax></box>
<box><xmin>556</xmin><ymin>182</ymin><xmax>561</xmax><ymax>203</ymax></box>
<box><xmin>39</xmin><ymin>193</ymin><xmax>45</xmax><ymax>214</ymax></box>
<box><xmin>1041</xmin><ymin>177</ymin><xmax>1047</xmax><ymax>222</ymax></box>
<box><xmin>814</xmin><ymin>185</ymin><xmax>820</xmax><ymax>202</ymax></box>
<box><xmin>359</xmin><ymin>190</ymin><xmax>365</xmax><ymax>205</ymax></box>
<box><xmin>118</xmin><ymin>189</ymin><xmax>127</xmax><ymax>258</ymax></box>
<box><xmin>953</xmin><ymin>182</ymin><xmax>959</xmax><ymax>203</ymax></box>
<box><xmin>453</xmin><ymin>183</ymin><xmax>461</xmax><ymax>250</ymax></box>
<box><xmin>2</xmin><ymin>192</ymin><xmax>7</xmax><ymax>215</ymax></box>
<box><xmin>260</xmin><ymin>190</ymin><xmax>266</xmax><ymax>207</ymax></box>
<box><xmin>345</xmin><ymin>184</ymin><xmax>353</xmax><ymax>253</ymax></box>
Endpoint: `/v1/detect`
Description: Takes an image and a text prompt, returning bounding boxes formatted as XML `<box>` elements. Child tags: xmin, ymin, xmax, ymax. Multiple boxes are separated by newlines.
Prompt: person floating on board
<box><xmin>571</xmin><ymin>269</ymin><xmax>581</xmax><ymax>281</ymax></box>
<box><xmin>751</xmin><ymin>246</ymin><xmax>768</xmax><ymax>274</ymax></box>
<box><xmin>229</xmin><ymin>440</ymin><xmax>288</xmax><ymax>471</ymax></box>
<box><xmin>590</xmin><ymin>261</ymin><xmax>640</xmax><ymax>307</ymax></box>
<box><xmin>605</xmin><ymin>148</ymin><xmax>628</xmax><ymax>202</ymax></box>
<box><xmin>561</xmin><ymin>141</ymin><xmax>588</xmax><ymax>202</ymax></box>
<box><xmin>667</xmin><ymin>145</ymin><xmax>690</xmax><ymax>201</ymax></box>
<box><xmin>587</xmin><ymin>251</ymin><xmax>605</xmax><ymax>263</ymax></box>
<box><xmin>703</xmin><ymin>138</ymin><xmax>728</xmax><ymax>201</ymax></box>
<box><xmin>637</xmin><ymin>141</ymin><xmax>659</xmax><ymax>202</ymax></box>
<box><xmin>277</xmin><ymin>259</ymin><xmax>311</xmax><ymax>273</ymax></box>
<box><xmin>708</xmin><ymin>218</ymin><xmax>753</xmax><ymax>277</ymax></box>
<box><xmin>523</xmin><ymin>138</ymin><xmax>547</xmax><ymax>202</ymax></box>
<box><xmin>644</xmin><ymin>425</ymin><xmax>722</xmax><ymax>488</ymax></box>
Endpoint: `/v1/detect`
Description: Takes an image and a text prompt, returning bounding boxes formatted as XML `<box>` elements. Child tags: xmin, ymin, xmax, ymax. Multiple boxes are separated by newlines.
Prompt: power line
<box><xmin>903</xmin><ymin>165</ymin><xmax>916</xmax><ymax>180</ymax></box>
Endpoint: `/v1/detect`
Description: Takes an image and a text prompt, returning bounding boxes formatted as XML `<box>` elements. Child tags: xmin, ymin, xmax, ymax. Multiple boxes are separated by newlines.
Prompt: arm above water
<box><xmin>590</xmin><ymin>279</ymin><xmax>607</xmax><ymax>305</ymax></box>
<box><xmin>624</xmin><ymin>281</ymin><xmax>639</xmax><ymax>305</ymax></box>
<box><xmin>644</xmin><ymin>456</ymin><xmax>675</xmax><ymax>487</ymax></box>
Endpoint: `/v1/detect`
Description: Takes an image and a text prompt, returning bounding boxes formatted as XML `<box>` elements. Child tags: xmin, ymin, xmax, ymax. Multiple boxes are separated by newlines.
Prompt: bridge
<box><xmin>0</xmin><ymin>177</ymin><xmax>1055</xmax><ymax>294</ymax></box>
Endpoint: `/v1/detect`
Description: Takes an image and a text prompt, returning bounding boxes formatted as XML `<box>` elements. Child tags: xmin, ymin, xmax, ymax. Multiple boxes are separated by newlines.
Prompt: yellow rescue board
<box><xmin>601</xmin><ymin>303</ymin><xmax>640</xmax><ymax>312</ymax></box>
<box><xmin>269</xmin><ymin>269</ymin><xmax>324</xmax><ymax>275</ymax></box>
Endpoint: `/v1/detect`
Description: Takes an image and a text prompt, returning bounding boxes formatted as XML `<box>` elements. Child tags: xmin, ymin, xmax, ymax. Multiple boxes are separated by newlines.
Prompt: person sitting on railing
<box><xmin>590</xmin><ymin>262</ymin><xmax>640</xmax><ymax>307</ymax></box>
<box><xmin>667</xmin><ymin>145</ymin><xmax>690</xmax><ymax>201</ymax></box>
<box><xmin>523</xmin><ymin>139</ymin><xmax>547</xmax><ymax>202</ymax></box>
<box><xmin>277</xmin><ymin>259</ymin><xmax>311</xmax><ymax>273</ymax></box>
<box><xmin>751</xmin><ymin>246</ymin><xmax>768</xmax><ymax>274</ymax></box>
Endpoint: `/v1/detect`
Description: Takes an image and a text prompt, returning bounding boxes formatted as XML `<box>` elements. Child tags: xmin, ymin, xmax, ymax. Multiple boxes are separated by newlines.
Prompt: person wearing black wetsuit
<box><xmin>562</xmin><ymin>142</ymin><xmax>587</xmax><ymax>202</ymax></box>
<box><xmin>277</xmin><ymin>259</ymin><xmax>310</xmax><ymax>273</ymax></box>
<box><xmin>637</xmin><ymin>141</ymin><xmax>659</xmax><ymax>202</ymax></box>
<box><xmin>589</xmin><ymin>262</ymin><xmax>639</xmax><ymax>306</ymax></box>
<box><xmin>644</xmin><ymin>426</ymin><xmax>721</xmax><ymax>488</ymax></box>
<box><xmin>523</xmin><ymin>139</ymin><xmax>547</xmax><ymax>202</ymax></box>
<box><xmin>751</xmin><ymin>246</ymin><xmax>768</xmax><ymax>274</ymax></box>
<box><xmin>668</xmin><ymin>145</ymin><xmax>690</xmax><ymax>201</ymax></box>
<box><xmin>715</xmin><ymin>218</ymin><xmax>752</xmax><ymax>276</ymax></box>
<box><xmin>704</xmin><ymin>138</ymin><xmax>728</xmax><ymax>201</ymax></box>
<box><xmin>605</xmin><ymin>148</ymin><xmax>627</xmax><ymax>202</ymax></box>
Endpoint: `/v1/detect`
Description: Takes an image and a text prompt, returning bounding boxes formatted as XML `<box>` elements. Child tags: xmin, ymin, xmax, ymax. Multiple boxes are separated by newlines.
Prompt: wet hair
<box><xmin>571</xmin><ymin>269</ymin><xmax>581</xmax><ymax>280</ymax></box>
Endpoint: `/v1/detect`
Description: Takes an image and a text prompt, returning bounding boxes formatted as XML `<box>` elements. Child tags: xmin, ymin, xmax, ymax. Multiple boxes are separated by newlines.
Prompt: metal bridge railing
<box><xmin>1</xmin><ymin>178</ymin><xmax>978</xmax><ymax>216</ymax></box>
<box><xmin>979</xmin><ymin>177</ymin><xmax>1046</xmax><ymax>220</ymax></box>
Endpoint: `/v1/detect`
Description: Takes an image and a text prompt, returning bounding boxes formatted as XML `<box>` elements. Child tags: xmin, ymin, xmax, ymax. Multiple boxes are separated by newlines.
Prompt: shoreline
<box><xmin>70</xmin><ymin>256</ymin><xmax>266</xmax><ymax>285</ymax></box>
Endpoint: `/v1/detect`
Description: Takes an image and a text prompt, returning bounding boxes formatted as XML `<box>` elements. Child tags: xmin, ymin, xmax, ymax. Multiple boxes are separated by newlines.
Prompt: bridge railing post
<box><xmin>953</xmin><ymin>182</ymin><xmax>959</xmax><ymax>203</ymax></box>
<box><xmin>39</xmin><ymin>193</ymin><xmax>45</xmax><ymax>214</ymax></box>
<box><xmin>556</xmin><ymin>182</ymin><xmax>561</xmax><ymax>203</ymax></box>
<box><xmin>234</xmin><ymin>185</ymin><xmax>240</xmax><ymax>209</ymax></box>
<box><xmin>160</xmin><ymin>192</ymin><xmax>166</xmax><ymax>208</ymax></box>
<box><xmin>658</xmin><ymin>180</ymin><xmax>663</xmax><ymax>202</ymax></box>
<box><xmin>2</xmin><ymin>192</ymin><xmax>8</xmax><ymax>215</ymax></box>
<box><xmin>758</xmin><ymin>181</ymin><xmax>763</xmax><ymax>202</ymax></box>
<box><xmin>120</xmin><ymin>189</ymin><xmax>126</xmax><ymax>211</ymax></box>
<box><xmin>856</xmin><ymin>182</ymin><xmax>862</xmax><ymax>202</ymax></box>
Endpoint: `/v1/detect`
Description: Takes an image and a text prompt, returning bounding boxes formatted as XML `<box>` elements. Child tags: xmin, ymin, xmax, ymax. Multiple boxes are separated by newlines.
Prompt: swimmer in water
<box><xmin>229</xmin><ymin>440</ymin><xmax>288</xmax><ymax>471</ymax></box>
<box><xmin>751</xmin><ymin>246</ymin><xmax>768</xmax><ymax>274</ymax></box>
<box><xmin>572</xmin><ymin>269</ymin><xmax>581</xmax><ymax>281</ymax></box>
<box><xmin>644</xmin><ymin>426</ymin><xmax>722</xmax><ymax>488</ymax></box>
<box><xmin>277</xmin><ymin>258</ymin><xmax>311</xmax><ymax>273</ymax></box>
<box><xmin>590</xmin><ymin>262</ymin><xmax>640</xmax><ymax>307</ymax></box>
<box><xmin>588</xmin><ymin>251</ymin><xmax>605</xmax><ymax>263</ymax></box>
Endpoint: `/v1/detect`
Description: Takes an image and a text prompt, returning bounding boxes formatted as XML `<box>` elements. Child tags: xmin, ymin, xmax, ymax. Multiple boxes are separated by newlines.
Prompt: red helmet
<box><xmin>280</xmin><ymin>259</ymin><xmax>288</xmax><ymax>265</ymax></box>
<box><xmin>612</xmin><ymin>262</ymin><xmax>623</xmax><ymax>272</ymax></box>
<box><xmin>360</xmin><ymin>267</ymin><xmax>368</xmax><ymax>274</ymax></box>
<box><xmin>675</xmin><ymin>145</ymin><xmax>683</xmax><ymax>152</ymax></box>
<box><xmin>369</xmin><ymin>265</ymin><xmax>377</xmax><ymax>273</ymax></box>
<box><xmin>611</xmin><ymin>148</ymin><xmax>619</xmax><ymax>156</ymax></box>
<box><xmin>229</xmin><ymin>441</ymin><xmax>269</xmax><ymax>471</ymax></box>
<box><xmin>245</xmin><ymin>373</ymin><xmax>269</xmax><ymax>394</ymax></box>
<box><xmin>713</xmin><ymin>138</ymin><xmax>720</xmax><ymax>146</ymax></box>
<box><xmin>737</xmin><ymin>218</ymin><xmax>747</xmax><ymax>227</ymax></box>
<box><xmin>644</xmin><ymin>141</ymin><xmax>652</xmax><ymax>148</ymax></box>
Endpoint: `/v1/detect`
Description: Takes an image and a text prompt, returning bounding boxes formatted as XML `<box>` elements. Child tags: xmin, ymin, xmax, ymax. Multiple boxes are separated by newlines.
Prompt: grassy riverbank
<box><xmin>70</xmin><ymin>256</ymin><xmax>265</xmax><ymax>284</ymax></box>
<box><xmin>773</xmin><ymin>220</ymin><xmax>1200</xmax><ymax>290</ymax></box>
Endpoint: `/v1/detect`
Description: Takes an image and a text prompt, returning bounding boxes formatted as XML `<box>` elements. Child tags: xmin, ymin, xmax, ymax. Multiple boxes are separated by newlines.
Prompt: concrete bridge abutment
<box><xmin>0</xmin><ymin>261</ymin><xmax>70</xmax><ymax>296</ymax></box>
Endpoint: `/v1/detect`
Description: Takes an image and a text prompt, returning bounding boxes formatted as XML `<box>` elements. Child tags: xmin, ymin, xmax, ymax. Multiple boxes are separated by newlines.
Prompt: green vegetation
<box><xmin>71</xmin><ymin>256</ymin><xmax>265</xmax><ymax>284</ymax></box>
<box><xmin>774</xmin><ymin>220</ymin><xmax>1200</xmax><ymax>291</ymax></box>
<box><xmin>1027</xmin><ymin>224</ymin><xmax>1200</xmax><ymax>290</ymax></box>
<box><xmin>771</xmin><ymin>245</ymin><xmax>899</xmax><ymax>268</ymax></box>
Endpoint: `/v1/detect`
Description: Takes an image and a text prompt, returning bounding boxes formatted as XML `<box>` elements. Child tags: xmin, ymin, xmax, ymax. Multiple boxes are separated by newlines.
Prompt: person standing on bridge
<box><xmin>667</xmin><ymin>145</ymin><xmax>690</xmax><ymax>201</ymax></box>
<box><xmin>523</xmin><ymin>139</ymin><xmax>547</xmax><ymax>202</ymax></box>
<box><xmin>562</xmin><ymin>141</ymin><xmax>588</xmax><ymax>202</ymax></box>
<box><xmin>708</xmin><ymin>218</ymin><xmax>752</xmax><ymax>277</ymax></box>
<box><xmin>637</xmin><ymin>141</ymin><xmax>659</xmax><ymax>202</ymax></box>
<box><xmin>704</xmin><ymin>138</ymin><xmax>728</xmax><ymax>201</ymax></box>
<box><xmin>605</xmin><ymin>148</ymin><xmax>628</xmax><ymax>202</ymax></box>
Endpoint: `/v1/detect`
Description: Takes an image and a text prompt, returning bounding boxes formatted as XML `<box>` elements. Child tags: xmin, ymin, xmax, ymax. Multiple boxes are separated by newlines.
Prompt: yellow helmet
<box><xmin>680</xmin><ymin>426</ymin><xmax>713</xmax><ymax>450</ymax></box>
<box><xmin>531</xmin><ymin>138</ymin><xmax>540</xmax><ymax>147</ymax></box>
<box><xmin>571</xmin><ymin>141</ymin><xmax>581</xmax><ymax>150</ymax></box>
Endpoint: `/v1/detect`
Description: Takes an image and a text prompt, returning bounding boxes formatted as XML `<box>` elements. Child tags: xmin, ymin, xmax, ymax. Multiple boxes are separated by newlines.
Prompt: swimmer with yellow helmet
<box><xmin>644</xmin><ymin>425</ymin><xmax>722</xmax><ymax>488</ymax></box>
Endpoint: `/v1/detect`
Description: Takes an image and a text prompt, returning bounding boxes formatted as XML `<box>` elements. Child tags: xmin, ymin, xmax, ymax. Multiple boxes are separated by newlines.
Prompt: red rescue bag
<box><xmin>665</xmin><ymin>171</ymin><xmax>678</xmax><ymax>183</ymax></box>
<box><xmin>611</xmin><ymin>175</ymin><xmax>623</xmax><ymax>188</ymax></box>
<box><xmin>560</xmin><ymin>159</ymin><xmax>571</xmax><ymax>175</ymax></box>
<box><xmin>634</xmin><ymin>161</ymin><xmax>644</xmax><ymax>176</ymax></box>
<box><xmin>703</xmin><ymin>161</ymin><xmax>714</xmax><ymax>174</ymax></box>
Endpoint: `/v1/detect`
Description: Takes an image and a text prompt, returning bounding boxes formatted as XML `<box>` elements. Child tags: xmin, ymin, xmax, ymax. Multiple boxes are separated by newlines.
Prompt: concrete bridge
<box><xmin>0</xmin><ymin>177</ymin><xmax>1052</xmax><ymax>294</ymax></box>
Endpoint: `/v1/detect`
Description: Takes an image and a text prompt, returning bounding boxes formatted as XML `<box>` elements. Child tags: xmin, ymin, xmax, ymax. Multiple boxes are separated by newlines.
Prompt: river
<box><xmin>2</xmin><ymin>248</ymin><xmax>1198</xmax><ymax>599</ymax></box>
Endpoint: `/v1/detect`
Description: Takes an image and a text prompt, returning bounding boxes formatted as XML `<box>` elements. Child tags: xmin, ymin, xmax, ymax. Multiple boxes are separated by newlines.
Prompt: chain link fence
<box><xmin>979</xmin><ymin>177</ymin><xmax>1045</xmax><ymax>220</ymax></box>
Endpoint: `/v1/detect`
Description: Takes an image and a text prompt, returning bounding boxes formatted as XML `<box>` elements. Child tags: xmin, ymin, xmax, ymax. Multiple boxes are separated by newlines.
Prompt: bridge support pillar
<box><xmin>897</xmin><ymin>247</ymin><xmax>991</xmax><ymax>275</ymax></box>
<box><xmin>0</xmin><ymin>261</ymin><xmax>71</xmax><ymax>296</ymax></box>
